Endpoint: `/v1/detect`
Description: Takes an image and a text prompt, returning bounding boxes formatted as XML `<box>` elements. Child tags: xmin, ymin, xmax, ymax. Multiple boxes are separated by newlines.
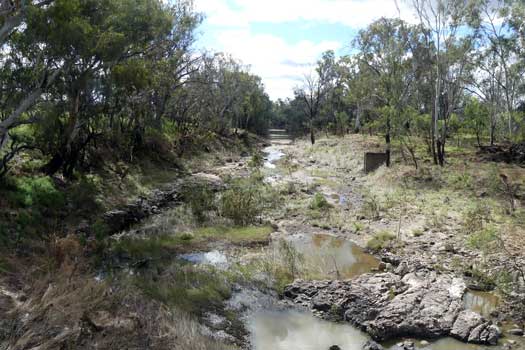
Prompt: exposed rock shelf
<box><xmin>98</xmin><ymin>173</ymin><xmax>224</xmax><ymax>234</ymax></box>
<box><xmin>283</xmin><ymin>271</ymin><xmax>501</xmax><ymax>345</ymax></box>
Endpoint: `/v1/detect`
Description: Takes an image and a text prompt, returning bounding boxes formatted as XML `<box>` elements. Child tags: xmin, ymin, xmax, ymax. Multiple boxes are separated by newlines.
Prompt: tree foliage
<box><xmin>0</xmin><ymin>0</ymin><xmax>272</xmax><ymax>178</ymax></box>
<box><xmin>274</xmin><ymin>0</ymin><xmax>525</xmax><ymax>166</ymax></box>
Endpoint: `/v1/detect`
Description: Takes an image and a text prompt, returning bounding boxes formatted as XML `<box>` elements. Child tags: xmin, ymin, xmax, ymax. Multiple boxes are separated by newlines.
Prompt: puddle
<box><xmin>250</xmin><ymin>310</ymin><xmax>368</xmax><ymax>350</ymax></box>
<box><xmin>263</xmin><ymin>146</ymin><xmax>285</xmax><ymax>169</ymax></box>
<box><xmin>180</xmin><ymin>250</ymin><xmax>228</xmax><ymax>268</ymax></box>
<box><xmin>250</xmin><ymin>309</ymin><xmax>524</xmax><ymax>350</ymax></box>
<box><xmin>463</xmin><ymin>290</ymin><xmax>500</xmax><ymax>317</ymax></box>
<box><xmin>275</xmin><ymin>234</ymin><xmax>380</xmax><ymax>279</ymax></box>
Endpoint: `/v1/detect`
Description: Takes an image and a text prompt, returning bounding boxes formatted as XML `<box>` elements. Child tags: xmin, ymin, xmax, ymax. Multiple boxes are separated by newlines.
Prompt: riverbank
<box><xmin>1</xmin><ymin>131</ymin><xmax>524</xmax><ymax>350</ymax></box>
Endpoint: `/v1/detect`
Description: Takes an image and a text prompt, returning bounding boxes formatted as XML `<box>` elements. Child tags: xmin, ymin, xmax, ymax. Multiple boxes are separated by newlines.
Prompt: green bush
<box><xmin>15</xmin><ymin>176</ymin><xmax>65</xmax><ymax>209</ymax></box>
<box><xmin>309</xmin><ymin>193</ymin><xmax>332</xmax><ymax>210</ymax></box>
<box><xmin>362</xmin><ymin>191</ymin><xmax>381</xmax><ymax>219</ymax></box>
<box><xmin>220</xmin><ymin>175</ymin><xmax>275</xmax><ymax>226</ymax></box>
<box><xmin>183</xmin><ymin>183</ymin><xmax>217</xmax><ymax>224</ymax></box>
<box><xmin>68</xmin><ymin>175</ymin><xmax>101</xmax><ymax>213</ymax></box>
<box><xmin>462</xmin><ymin>203</ymin><xmax>491</xmax><ymax>234</ymax></box>
<box><xmin>412</xmin><ymin>229</ymin><xmax>424</xmax><ymax>237</ymax></box>
<box><xmin>1</xmin><ymin>176</ymin><xmax>65</xmax><ymax>241</ymax></box>
<box><xmin>467</xmin><ymin>225</ymin><xmax>499</xmax><ymax>252</ymax></box>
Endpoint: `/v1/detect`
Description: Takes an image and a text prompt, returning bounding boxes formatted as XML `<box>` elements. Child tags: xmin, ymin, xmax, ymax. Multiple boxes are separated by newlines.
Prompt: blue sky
<box><xmin>193</xmin><ymin>0</ymin><xmax>417</xmax><ymax>100</ymax></box>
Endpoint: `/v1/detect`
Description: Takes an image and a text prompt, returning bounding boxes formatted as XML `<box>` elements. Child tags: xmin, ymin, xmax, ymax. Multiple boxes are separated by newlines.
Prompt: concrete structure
<box><xmin>364</xmin><ymin>152</ymin><xmax>388</xmax><ymax>173</ymax></box>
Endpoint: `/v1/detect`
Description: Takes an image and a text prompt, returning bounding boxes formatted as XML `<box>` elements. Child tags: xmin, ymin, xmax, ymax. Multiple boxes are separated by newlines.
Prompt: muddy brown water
<box><xmin>463</xmin><ymin>290</ymin><xmax>500</xmax><ymax>317</ymax></box>
<box><xmin>250</xmin><ymin>308</ymin><xmax>523</xmax><ymax>350</ymax></box>
<box><xmin>273</xmin><ymin>233</ymin><xmax>380</xmax><ymax>279</ymax></box>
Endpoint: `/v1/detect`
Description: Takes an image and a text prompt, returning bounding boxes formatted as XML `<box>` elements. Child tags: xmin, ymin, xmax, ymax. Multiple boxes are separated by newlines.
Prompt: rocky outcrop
<box><xmin>100</xmin><ymin>173</ymin><xmax>224</xmax><ymax>234</ymax></box>
<box><xmin>450</xmin><ymin>310</ymin><xmax>500</xmax><ymax>344</ymax></box>
<box><xmin>284</xmin><ymin>271</ymin><xmax>501</xmax><ymax>345</ymax></box>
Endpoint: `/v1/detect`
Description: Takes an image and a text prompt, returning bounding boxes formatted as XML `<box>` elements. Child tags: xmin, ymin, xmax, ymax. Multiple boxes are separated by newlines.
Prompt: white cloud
<box><xmin>195</xmin><ymin>0</ymin><xmax>416</xmax><ymax>28</ymax></box>
<box><xmin>209</xmin><ymin>29</ymin><xmax>341</xmax><ymax>100</ymax></box>
<box><xmin>194</xmin><ymin>0</ymin><xmax>417</xmax><ymax>99</ymax></box>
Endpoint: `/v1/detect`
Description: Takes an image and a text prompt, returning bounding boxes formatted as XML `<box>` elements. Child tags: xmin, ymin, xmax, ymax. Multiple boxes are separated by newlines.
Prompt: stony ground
<box><xmin>263</xmin><ymin>134</ymin><xmax>525</xmax><ymax>346</ymax></box>
<box><xmin>268</xmin><ymin>134</ymin><xmax>524</xmax><ymax>292</ymax></box>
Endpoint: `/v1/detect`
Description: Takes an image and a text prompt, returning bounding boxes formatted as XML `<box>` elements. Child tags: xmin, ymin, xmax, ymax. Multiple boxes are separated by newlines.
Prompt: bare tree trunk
<box><xmin>432</xmin><ymin>75</ymin><xmax>440</xmax><ymax>165</ymax></box>
<box><xmin>354</xmin><ymin>105</ymin><xmax>362</xmax><ymax>133</ymax></box>
<box><xmin>385</xmin><ymin>116</ymin><xmax>391</xmax><ymax>167</ymax></box>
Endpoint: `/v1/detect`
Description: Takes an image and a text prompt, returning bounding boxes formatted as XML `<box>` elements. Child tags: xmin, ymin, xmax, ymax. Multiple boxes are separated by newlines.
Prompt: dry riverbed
<box><xmin>1</xmin><ymin>132</ymin><xmax>524</xmax><ymax>350</ymax></box>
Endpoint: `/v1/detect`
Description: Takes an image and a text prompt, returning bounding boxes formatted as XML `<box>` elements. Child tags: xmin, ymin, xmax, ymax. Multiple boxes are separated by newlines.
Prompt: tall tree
<box><xmin>295</xmin><ymin>51</ymin><xmax>335</xmax><ymax>145</ymax></box>
<box><xmin>354</xmin><ymin>18</ymin><xmax>418</xmax><ymax>166</ymax></box>
<box><xmin>0</xmin><ymin>0</ymin><xmax>59</xmax><ymax>153</ymax></box>
<box><xmin>411</xmin><ymin>0</ymin><xmax>478</xmax><ymax>166</ymax></box>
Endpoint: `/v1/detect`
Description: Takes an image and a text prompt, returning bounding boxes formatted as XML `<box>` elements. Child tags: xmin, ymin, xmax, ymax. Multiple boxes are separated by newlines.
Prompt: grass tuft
<box><xmin>366</xmin><ymin>230</ymin><xmax>396</xmax><ymax>252</ymax></box>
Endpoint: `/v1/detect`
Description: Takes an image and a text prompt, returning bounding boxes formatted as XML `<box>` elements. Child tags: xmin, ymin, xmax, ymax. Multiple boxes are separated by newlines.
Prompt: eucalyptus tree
<box><xmin>343</xmin><ymin>55</ymin><xmax>376</xmax><ymax>133</ymax></box>
<box><xmin>354</xmin><ymin>18</ymin><xmax>419</xmax><ymax>166</ymax></box>
<box><xmin>410</xmin><ymin>0</ymin><xmax>479</xmax><ymax>166</ymax></box>
<box><xmin>20</xmin><ymin>0</ymin><xmax>179</xmax><ymax>177</ymax></box>
<box><xmin>318</xmin><ymin>51</ymin><xmax>351</xmax><ymax>135</ymax></box>
<box><xmin>473</xmin><ymin>0</ymin><xmax>523</xmax><ymax>140</ymax></box>
<box><xmin>462</xmin><ymin>96</ymin><xmax>489</xmax><ymax>147</ymax></box>
<box><xmin>0</xmin><ymin>0</ymin><xmax>58</xmax><ymax>158</ymax></box>
<box><xmin>465</xmin><ymin>49</ymin><xmax>505</xmax><ymax>145</ymax></box>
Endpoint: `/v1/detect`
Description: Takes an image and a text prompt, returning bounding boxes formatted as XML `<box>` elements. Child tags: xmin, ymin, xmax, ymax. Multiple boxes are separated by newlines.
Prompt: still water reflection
<box><xmin>276</xmin><ymin>233</ymin><xmax>380</xmax><ymax>279</ymax></box>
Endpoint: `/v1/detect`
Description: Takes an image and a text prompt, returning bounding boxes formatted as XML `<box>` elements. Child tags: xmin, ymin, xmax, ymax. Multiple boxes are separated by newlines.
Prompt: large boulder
<box><xmin>283</xmin><ymin>271</ymin><xmax>500</xmax><ymax>345</ymax></box>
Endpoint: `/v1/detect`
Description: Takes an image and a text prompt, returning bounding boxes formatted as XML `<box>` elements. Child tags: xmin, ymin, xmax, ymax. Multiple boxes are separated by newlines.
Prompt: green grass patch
<box><xmin>112</xmin><ymin>234</ymin><xmax>186</xmax><ymax>260</ymax></box>
<box><xmin>310</xmin><ymin>169</ymin><xmax>333</xmax><ymax>178</ymax></box>
<box><xmin>412</xmin><ymin>229</ymin><xmax>424</xmax><ymax>237</ymax></box>
<box><xmin>192</xmin><ymin>225</ymin><xmax>273</xmax><ymax>243</ymax></box>
<box><xmin>112</xmin><ymin>225</ymin><xmax>273</xmax><ymax>262</ymax></box>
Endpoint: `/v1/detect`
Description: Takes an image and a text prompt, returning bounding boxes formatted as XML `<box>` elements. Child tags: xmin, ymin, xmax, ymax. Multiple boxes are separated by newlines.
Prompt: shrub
<box><xmin>16</xmin><ymin>176</ymin><xmax>65</xmax><ymax>210</ymax></box>
<box><xmin>248</xmin><ymin>151</ymin><xmax>264</xmax><ymax>169</ymax></box>
<box><xmin>467</xmin><ymin>225</ymin><xmax>499</xmax><ymax>253</ymax></box>
<box><xmin>353</xmin><ymin>222</ymin><xmax>365</xmax><ymax>233</ymax></box>
<box><xmin>183</xmin><ymin>183</ymin><xmax>217</xmax><ymax>224</ymax></box>
<box><xmin>278</xmin><ymin>239</ymin><xmax>304</xmax><ymax>280</ymax></box>
<box><xmin>362</xmin><ymin>191</ymin><xmax>381</xmax><ymax>219</ymax></box>
<box><xmin>68</xmin><ymin>175</ymin><xmax>101</xmax><ymax>214</ymax></box>
<box><xmin>220</xmin><ymin>175</ymin><xmax>275</xmax><ymax>226</ymax></box>
<box><xmin>1</xmin><ymin>176</ymin><xmax>66</xmax><ymax>241</ymax></box>
<box><xmin>412</xmin><ymin>229</ymin><xmax>424</xmax><ymax>237</ymax></box>
<box><xmin>309</xmin><ymin>193</ymin><xmax>332</xmax><ymax>210</ymax></box>
<box><xmin>462</xmin><ymin>203</ymin><xmax>491</xmax><ymax>235</ymax></box>
<box><xmin>366</xmin><ymin>231</ymin><xmax>396</xmax><ymax>252</ymax></box>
